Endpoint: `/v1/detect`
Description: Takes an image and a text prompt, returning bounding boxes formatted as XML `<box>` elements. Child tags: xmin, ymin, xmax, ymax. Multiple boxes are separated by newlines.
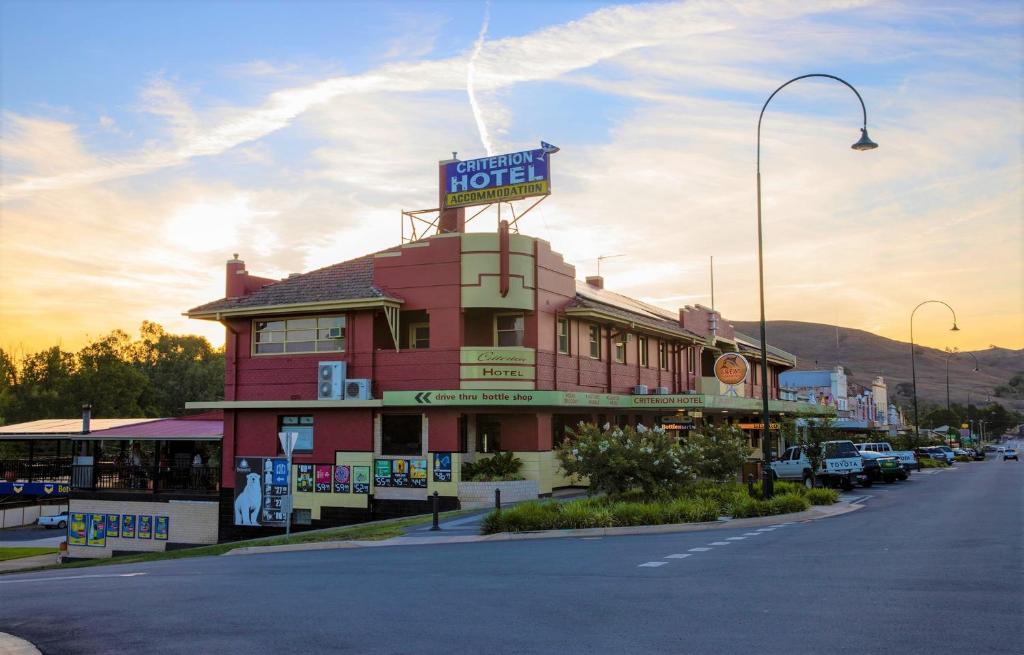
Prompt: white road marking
<box><xmin>726</xmin><ymin>537</ymin><xmax>746</xmax><ymax>541</ymax></box>
<box><xmin>638</xmin><ymin>561</ymin><xmax>667</xmax><ymax>568</ymax></box>
<box><xmin>743</xmin><ymin>532</ymin><xmax>761</xmax><ymax>536</ymax></box>
<box><xmin>709</xmin><ymin>541</ymin><xmax>731</xmax><ymax>546</ymax></box>
<box><xmin>0</xmin><ymin>572</ymin><xmax>147</xmax><ymax>585</ymax></box>
<box><xmin>665</xmin><ymin>554</ymin><xmax>691</xmax><ymax>559</ymax></box>
<box><xmin>688</xmin><ymin>547</ymin><xmax>712</xmax><ymax>552</ymax></box>
<box><xmin>756</xmin><ymin>528</ymin><xmax>775</xmax><ymax>532</ymax></box>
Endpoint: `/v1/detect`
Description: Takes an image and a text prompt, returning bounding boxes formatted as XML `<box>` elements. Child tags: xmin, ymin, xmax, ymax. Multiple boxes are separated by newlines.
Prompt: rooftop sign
<box><xmin>443</xmin><ymin>142</ymin><xmax>557</xmax><ymax>209</ymax></box>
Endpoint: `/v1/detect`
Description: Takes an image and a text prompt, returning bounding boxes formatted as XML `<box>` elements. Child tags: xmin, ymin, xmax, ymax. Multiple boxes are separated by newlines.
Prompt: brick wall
<box><xmin>67</xmin><ymin>497</ymin><xmax>218</xmax><ymax>559</ymax></box>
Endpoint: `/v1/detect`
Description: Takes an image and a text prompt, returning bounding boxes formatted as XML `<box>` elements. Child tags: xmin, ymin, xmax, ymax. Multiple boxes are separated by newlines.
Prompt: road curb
<box><xmin>0</xmin><ymin>632</ymin><xmax>42</xmax><ymax>655</ymax></box>
<box><xmin>225</xmin><ymin>501</ymin><xmax>862</xmax><ymax>557</ymax></box>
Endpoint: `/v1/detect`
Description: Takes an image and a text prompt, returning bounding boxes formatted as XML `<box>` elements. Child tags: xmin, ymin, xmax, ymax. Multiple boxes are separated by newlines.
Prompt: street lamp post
<box><xmin>910</xmin><ymin>301</ymin><xmax>959</xmax><ymax>445</ymax></box>
<box><xmin>756</xmin><ymin>73</ymin><xmax>877</xmax><ymax>498</ymax></box>
<box><xmin>945</xmin><ymin>350</ymin><xmax>979</xmax><ymax>411</ymax></box>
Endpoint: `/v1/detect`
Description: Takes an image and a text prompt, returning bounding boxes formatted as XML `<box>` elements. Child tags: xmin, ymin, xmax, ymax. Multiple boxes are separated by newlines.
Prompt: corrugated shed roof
<box><xmin>735</xmin><ymin>331</ymin><xmax>798</xmax><ymax>365</ymax></box>
<box><xmin>87</xmin><ymin>418</ymin><xmax>222</xmax><ymax>441</ymax></box>
<box><xmin>188</xmin><ymin>254</ymin><xmax>397</xmax><ymax>316</ymax></box>
<box><xmin>0</xmin><ymin>418</ymin><xmax>157</xmax><ymax>436</ymax></box>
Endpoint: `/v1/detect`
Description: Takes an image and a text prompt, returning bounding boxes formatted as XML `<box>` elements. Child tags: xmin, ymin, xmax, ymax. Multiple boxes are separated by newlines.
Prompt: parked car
<box><xmin>915</xmin><ymin>446</ymin><xmax>949</xmax><ymax>464</ymax></box>
<box><xmin>1004</xmin><ymin>449</ymin><xmax>1019</xmax><ymax>461</ymax></box>
<box><xmin>953</xmin><ymin>448</ymin><xmax>970</xmax><ymax>457</ymax></box>
<box><xmin>972</xmin><ymin>449</ymin><xmax>986</xmax><ymax>461</ymax></box>
<box><xmin>983</xmin><ymin>445</ymin><xmax>998</xmax><ymax>453</ymax></box>
<box><xmin>860</xmin><ymin>451</ymin><xmax>905</xmax><ymax>483</ymax></box>
<box><xmin>37</xmin><ymin>512</ymin><xmax>68</xmax><ymax>529</ymax></box>
<box><xmin>856</xmin><ymin>441</ymin><xmax>919</xmax><ymax>472</ymax></box>
<box><xmin>937</xmin><ymin>445</ymin><xmax>957</xmax><ymax>462</ymax></box>
<box><xmin>771</xmin><ymin>440</ymin><xmax>867</xmax><ymax>490</ymax></box>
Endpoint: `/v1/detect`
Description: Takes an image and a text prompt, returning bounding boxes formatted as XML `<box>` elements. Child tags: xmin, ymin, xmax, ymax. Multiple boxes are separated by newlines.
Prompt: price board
<box><xmin>352</xmin><ymin>466</ymin><xmax>370</xmax><ymax>494</ymax></box>
<box><xmin>410</xmin><ymin>459</ymin><xmax>428</xmax><ymax>488</ymax></box>
<box><xmin>296</xmin><ymin>464</ymin><xmax>315</xmax><ymax>493</ymax></box>
<box><xmin>391</xmin><ymin>459</ymin><xmax>409</xmax><ymax>487</ymax></box>
<box><xmin>374</xmin><ymin>460</ymin><xmax>393</xmax><ymax>487</ymax></box>
<box><xmin>433</xmin><ymin>452</ymin><xmax>453</xmax><ymax>482</ymax></box>
<box><xmin>315</xmin><ymin>465</ymin><xmax>333</xmax><ymax>493</ymax></box>
<box><xmin>333</xmin><ymin>465</ymin><xmax>351</xmax><ymax>493</ymax></box>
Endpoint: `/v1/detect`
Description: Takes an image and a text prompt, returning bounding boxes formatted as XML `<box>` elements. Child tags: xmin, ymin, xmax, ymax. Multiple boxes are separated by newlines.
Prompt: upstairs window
<box><xmin>255</xmin><ymin>316</ymin><xmax>345</xmax><ymax>355</ymax></box>
<box><xmin>614</xmin><ymin>335</ymin><xmax>626</xmax><ymax>363</ymax></box>
<box><xmin>658</xmin><ymin>341</ymin><xmax>669</xmax><ymax>370</ymax></box>
<box><xmin>557</xmin><ymin>318</ymin><xmax>570</xmax><ymax>354</ymax></box>
<box><xmin>408</xmin><ymin>323</ymin><xmax>430</xmax><ymax>349</ymax></box>
<box><xmin>495</xmin><ymin>313</ymin><xmax>524</xmax><ymax>347</ymax></box>
<box><xmin>279</xmin><ymin>416</ymin><xmax>314</xmax><ymax>453</ymax></box>
<box><xmin>639</xmin><ymin>338</ymin><xmax>649</xmax><ymax>367</ymax></box>
<box><xmin>588</xmin><ymin>325</ymin><xmax>601</xmax><ymax>359</ymax></box>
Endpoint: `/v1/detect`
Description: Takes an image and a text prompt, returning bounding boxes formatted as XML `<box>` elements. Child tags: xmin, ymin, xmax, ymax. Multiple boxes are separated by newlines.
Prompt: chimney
<box><xmin>81</xmin><ymin>403</ymin><xmax>92</xmax><ymax>434</ymax></box>
<box><xmin>437</xmin><ymin>158</ymin><xmax>466</xmax><ymax>234</ymax></box>
<box><xmin>585</xmin><ymin>275</ymin><xmax>604</xmax><ymax>289</ymax></box>
<box><xmin>226</xmin><ymin>253</ymin><xmax>246</xmax><ymax>298</ymax></box>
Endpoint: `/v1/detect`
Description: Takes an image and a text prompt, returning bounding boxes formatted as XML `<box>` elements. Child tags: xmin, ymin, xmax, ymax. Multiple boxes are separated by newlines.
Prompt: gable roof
<box><xmin>566</xmin><ymin>281</ymin><xmax>704</xmax><ymax>341</ymax></box>
<box><xmin>187</xmin><ymin>254</ymin><xmax>401</xmax><ymax>318</ymax></box>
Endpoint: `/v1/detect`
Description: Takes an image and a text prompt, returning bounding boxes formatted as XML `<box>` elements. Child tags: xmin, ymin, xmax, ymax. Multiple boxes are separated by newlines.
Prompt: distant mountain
<box><xmin>729</xmin><ymin>320</ymin><xmax>1024</xmax><ymax>411</ymax></box>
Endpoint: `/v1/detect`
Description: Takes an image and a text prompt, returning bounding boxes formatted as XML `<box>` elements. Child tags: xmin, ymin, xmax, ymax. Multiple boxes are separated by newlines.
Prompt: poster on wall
<box><xmin>69</xmin><ymin>513</ymin><xmax>87</xmax><ymax>545</ymax></box>
<box><xmin>432</xmin><ymin>453</ymin><xmax>452</xmax><ymax>482</ymax></box>
<box><xmin>87</xmin><ymin>514</ymin><xmax>107</xmax><ymax>547</ymax></box>
<box><xmin>107</xmin><ymin>514</ymin><xmax>120</xmax><ymax>538</ymax></box>
<box><xmin>315</xmin><ymin>465</ymin><xmax>333</xmax><ymax>493</ymax></box>
<box><xmin>121</xmin><ymin>514</ymin><xmax>137</xmax><ymax>539</ymax></box>
<box><xmin>352</xmin><ymin>466</ymin><xmax>370</xmax><ymax>494</ymax></box>
<box><xmin>410</xmin><ymin>459</ymin><xmax>428</xmax><ymax>488</ymax></box>
<box><xmin>374</xmin><ymin>460</ymin><xmax>392</xmax><ymax>488</ymax></box>
<box><xmin>138</xmin><ymin>515</ymin><xmax>153</xmax><ymax>539</ymax></box>
<box><xmin>333</xmin><ymin>465</ymin><xmax>351</xmax><ymax>493</ymax></box>
<box><xmin>154</xmin><ymin>516</ymin><xmax>169</xmax><ymax>540</ymax></box>
<box><xmin>234</xmin><ymin>457</ymin><xmax>291</xmax><ymax>527</ymax></box>
<box><xmin>296</xmin><ymin>464</ymin><xmax>315</xmax><ymax>493</ymax></box>
<box><xmin>391</xmin><ymin>459</ymin><xmax>409</xmax><ymax>487</ymax></box>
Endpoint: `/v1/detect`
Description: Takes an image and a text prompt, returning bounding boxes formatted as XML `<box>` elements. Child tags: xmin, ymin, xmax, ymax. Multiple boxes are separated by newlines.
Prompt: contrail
<box><xmin>467</xmin><ymin>4</ymin><xmax>493</xmax><ymax>156</ymax></box>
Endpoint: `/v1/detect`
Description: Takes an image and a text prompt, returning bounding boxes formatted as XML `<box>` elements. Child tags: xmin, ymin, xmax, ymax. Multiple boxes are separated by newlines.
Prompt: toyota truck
<box><xmin>856</xmin><ymin>441</ymin><xmax>919</xmax><ymax>472</ymax></box>
<box><xmin>772</xmin><ymin>440</ymin><xmax>867</xmax><ymax>490</ymax></box>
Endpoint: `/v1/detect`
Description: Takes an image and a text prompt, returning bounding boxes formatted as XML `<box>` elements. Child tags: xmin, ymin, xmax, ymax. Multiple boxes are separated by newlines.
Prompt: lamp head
<box><xmin>951</xmin><ymin>323</ymin><xmax>960</xmax><ymax>332</ymax></box>
<box><xmin>852</xmin><ymin>127</ymin><xmax>878</xmax><ymax>151</ymax></box>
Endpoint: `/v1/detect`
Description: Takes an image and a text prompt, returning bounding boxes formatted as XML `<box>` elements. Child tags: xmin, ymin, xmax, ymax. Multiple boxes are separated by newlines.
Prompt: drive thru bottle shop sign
<box><xmin>444</xmin><ymin>143</ymin><xmax>557</xmax><ymax>209</ymax></box>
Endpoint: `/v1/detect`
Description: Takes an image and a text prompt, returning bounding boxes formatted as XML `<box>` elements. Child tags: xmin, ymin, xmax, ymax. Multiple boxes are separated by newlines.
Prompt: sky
<box><xmin>1</xmin><ymin>0</ymin><xmax>1021</xmax><ymax>356</ymax></box>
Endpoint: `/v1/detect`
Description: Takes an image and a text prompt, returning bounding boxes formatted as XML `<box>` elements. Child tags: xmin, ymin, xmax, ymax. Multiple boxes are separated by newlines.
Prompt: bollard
<box><xmin>495</xmin><ymin>487</ymin><xmax>501</xmax><ymax>511</ymax></box>
<box><xmin>430</xmin><ymin>491</ymin><xmax>440</xmax><ymax>531</ymax></box>
<box><xmin>747</xmin><ymin>473</ymin><xmax>755</xmax><ymax>498</ymax></box>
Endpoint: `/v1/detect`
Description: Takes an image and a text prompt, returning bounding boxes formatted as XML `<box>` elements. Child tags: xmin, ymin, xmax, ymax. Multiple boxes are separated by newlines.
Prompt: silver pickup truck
<box><xmin>856</xmin><ymin>442</ymin><xmax>919</xmax><ymax>472</ymax></box>
<box><xmin>772</xmin><ymin>440</ymin><xmax>868</xmax><ymax>490</ymax></box>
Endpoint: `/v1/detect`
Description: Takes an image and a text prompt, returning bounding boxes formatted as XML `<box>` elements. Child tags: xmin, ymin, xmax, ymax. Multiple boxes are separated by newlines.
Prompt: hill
<box><xmin>729</xmin><ymin>320</ymin><xmax>1024</xmax><ymax>411</ymax></box>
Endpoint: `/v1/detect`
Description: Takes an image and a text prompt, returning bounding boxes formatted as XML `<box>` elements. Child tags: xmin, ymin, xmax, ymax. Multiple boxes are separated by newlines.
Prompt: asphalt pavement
<box><xmin>1</xmin><ymin>448</ymin><xmax>1021</xmax><ymax>655</ymax></box>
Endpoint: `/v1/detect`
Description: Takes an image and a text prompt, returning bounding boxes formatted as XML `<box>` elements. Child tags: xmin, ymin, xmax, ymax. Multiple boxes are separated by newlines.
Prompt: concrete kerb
<box><xmin>225</xmin><ymin>501</ymin><xmax>862</xmax><ymax>557</ymax></box>
<box><xmin>0</xmin><ymin>632</ymin><xmax>42</xmax><ymax>655</ymax></box>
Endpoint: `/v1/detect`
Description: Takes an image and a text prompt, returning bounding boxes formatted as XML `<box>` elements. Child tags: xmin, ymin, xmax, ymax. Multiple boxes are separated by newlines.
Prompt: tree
<box><xmin>794</xmin><ymin>418</ymin><xmax>842</xmax><ymax>487</ymax></box>
<box><xmin>682</xmin><ymin>423</ymin><xmax>751</xmax><ymax>482</ymax></box>
<box><xmin>133</xmin><ymin>321</ymin><xmax>224</xmax><ymax>416</ymax></box>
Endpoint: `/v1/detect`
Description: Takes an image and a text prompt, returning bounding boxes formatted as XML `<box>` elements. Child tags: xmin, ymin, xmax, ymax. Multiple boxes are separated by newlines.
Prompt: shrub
<box><xmin>919</xmin><ymin>458</ymin><xmax>947</xmax><ymax>468</ymax></box>
<box><xmin>806</xmin><ymin>488</ymin><xmax>839</xmax><ymax>505</ymax></box>
<box><xmin>955</xmin><ymin>455</ymin><xmax>971</xmax><ymax>462</ymax></box>
<box><xmin>682</xmin><ymin>424</ymin><xmax>752</xmax><ymax>482</ymax></box>
<box><xmin>555</xmin><ymin>422</ymin><xmax>693</xmax><ymax>497</ymax></box>
<box><xmin>768</xmin><ymin>493</ymin><xmax>810</xmax><ymax>515</ymax></box>
<box><xmin>462</xmin><ymin>451</ymin><xmax>524</xmax><ymax>481</ymax></box>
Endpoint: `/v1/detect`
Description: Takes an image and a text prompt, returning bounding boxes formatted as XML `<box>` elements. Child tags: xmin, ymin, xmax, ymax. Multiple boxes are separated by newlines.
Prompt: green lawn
<box><xmin>0</xmin><ymin>547</ymin><xmax>58</xmax><ymax>562</ymax></box>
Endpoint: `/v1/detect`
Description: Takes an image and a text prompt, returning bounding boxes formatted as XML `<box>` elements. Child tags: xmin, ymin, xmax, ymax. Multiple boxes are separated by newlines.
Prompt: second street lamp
<box><xmin>909</xmin><ymin>300</ymin><xmax>959</xmax><ymax>445</ymax></box>
<box><xmin>755</xmin><ymin>74</ymin><xmax>877</xmax><ymax>498</ymax></box>
<box><xmin>945</xmin><ymin>350</ymin><xmax>979</xmax><ymax>411</ymax></box>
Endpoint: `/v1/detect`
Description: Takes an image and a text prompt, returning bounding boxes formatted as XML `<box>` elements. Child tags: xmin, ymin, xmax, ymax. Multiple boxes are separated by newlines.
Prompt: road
<box><xmin>2</xmin><ymin>451</ymin><xmax>1021</xmax><ymax>655</ymax></box>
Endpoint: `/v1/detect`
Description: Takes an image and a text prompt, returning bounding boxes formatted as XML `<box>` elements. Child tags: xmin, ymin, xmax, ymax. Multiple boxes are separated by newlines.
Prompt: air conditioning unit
<box><xmin>327</xmin><ymin>326</ymin><xmax>343</xmax><ymax>339</ymax></box>
<box><xmin>632</xmin><ymin>385</ymin><xmax>649</xmax><ymax>395</ymax></box>
<box><xmin>344</xmin><ymin>379</ymin><xmax>371</xmax><ymax>400</ymax></box>
<box><xmin>318</xmin><ymin>361</ymin><xmax>346</xmax><ymax>400</ymax></box>
<box><xmin>654</xmin><ymin>386</ymin><xmax>670</xmax><ymax>395</ymax></box>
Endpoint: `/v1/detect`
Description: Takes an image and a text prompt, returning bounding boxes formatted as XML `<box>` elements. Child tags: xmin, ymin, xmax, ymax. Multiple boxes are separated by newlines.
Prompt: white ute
<box><xmin>856</xmin><ymin>442</ymin><xmax>919</xmax><ymax>472</ymax></box>
<box><xmin>771</xmin><ymin>440</ymin><xmax>867</xmax><ymax>490</ymax></box>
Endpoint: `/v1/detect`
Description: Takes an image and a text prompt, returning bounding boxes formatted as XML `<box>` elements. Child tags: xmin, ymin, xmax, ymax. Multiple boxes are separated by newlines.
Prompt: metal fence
<box><xmin>1</xmin><ymin>458</ymin><xmax>72</xmax><ymax>483</ymax></box>
<box><xmin>71</xmin><ymin>464</ymin><xmax>220</xmax><ymax>493</ymax></box>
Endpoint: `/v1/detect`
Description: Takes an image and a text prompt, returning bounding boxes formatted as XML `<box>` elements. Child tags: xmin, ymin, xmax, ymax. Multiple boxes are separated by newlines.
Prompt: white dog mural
<box><xmin>234</xmin><ymin>472</ymin><xmax>262</xmax><ymax>526</ymax></box>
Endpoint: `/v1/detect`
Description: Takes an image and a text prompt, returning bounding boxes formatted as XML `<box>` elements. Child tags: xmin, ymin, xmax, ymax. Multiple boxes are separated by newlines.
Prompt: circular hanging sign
<box><xmin>714</xmin><ymin>353</ymin><xmax>750</xmax><ymax>386</ymax></box>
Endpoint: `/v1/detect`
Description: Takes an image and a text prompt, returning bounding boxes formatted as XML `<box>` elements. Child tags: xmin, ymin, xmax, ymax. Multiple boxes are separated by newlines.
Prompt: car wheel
<box><xmin>802</xmin><ymin>474</ymin><xmax>814</xmax><ymax>489</ymax></box>
<box><xmin>58</xmin><ymin>521</ymin><xmax>67</xmax><ymax>529</ymax></box>
<box><xmin>840</xmin><ymin>477</ymin><xmax>854</xmax><ymax>491</ymax></box>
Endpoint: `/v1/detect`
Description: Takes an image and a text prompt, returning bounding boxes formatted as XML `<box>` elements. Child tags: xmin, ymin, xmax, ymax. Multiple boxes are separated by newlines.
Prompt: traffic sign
<box><xmin>278</xmin><ymin>431</ymin><xmax>299</xmax><ymax>457</ymax></box>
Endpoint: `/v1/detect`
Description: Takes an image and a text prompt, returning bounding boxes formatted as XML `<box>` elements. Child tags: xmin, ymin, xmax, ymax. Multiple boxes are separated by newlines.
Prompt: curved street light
<box><xmin>944</xmin><ymin>350</ymin><xmax>979</xmax><ymax>411</ymax></box>
<box><xmin>909</xmin><ymin>300</ymin><xmax>959</xmax><ymax>444</ymax></box>
<box><xmin>756</xmin><ymin>74</ymin><xmax>877</xmax><ymax>498</ymax></box>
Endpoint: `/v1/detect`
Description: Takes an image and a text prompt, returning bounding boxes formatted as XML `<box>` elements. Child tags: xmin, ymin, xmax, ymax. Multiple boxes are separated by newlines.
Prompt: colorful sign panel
<box><xmin>234</xmin><ymin>457</ymin><xmax>289</xmax><ymax>527</ymax></box>
<box><xmin>391</xmin><ymin>459</ymin><xmax>409</xmax><ymax>487</ymax></box>
<box><xmin>121</xmin><ymin>514</ymin><xmax>137</xmax><ymax>539</ymax></box>
<box><xmin>433</xmin><ymin>452</ymin><xmax>453</xmax><ymax>482</ymax></box>
<box><xmin>0</xmin><ymin>482</ymin><xmax>70</xmax><ymax>496</ymax></box>
<box><xmin>714</xmin><ymin>353</ymin><xmax>749</xmax><ymax>386</ymax></box>
<box><xmin>333</xmin><ymin>465</ymin><xmax>351</xmax><ymax>493</ymax></box>
<box><xmin>374</xmin><ymin>460</ymin><xmax>392</xmax><ymax>488</ymax></box>
<box><xmin>107</xmin><ymin>514</ymin><xmax>120</xmax><ymax>538</ymax></box>
<box><xmin>69</xmin><ymin>513</ymin><xmax>87</xmax><ymax>546</ymax></box>
<box><xmin>315</xmin><ymin>465</ymin><xmax>333</xmax><ymax>493</ymax></box>
<box><xmin>410</xmin><ymin>459</ymin><xmax>428</xmax><ymax>488</ymax></box>
<box><xmin>154</xmin><ymin>516</ymin><xmax>169</xmax><ymax>541</ymax></box>
<box><xmin>352</xmin><ymin>466</ymin><xmax>370</xmax><ymax>494</ymax></box>
<box><xmin>443</xmin><ymin>146</ymin><xmax>554</xmax><ymax>209</ymax></box>
<box><xmin>87</xmin><ymin>514</ymin><xmax>107</xmax><ymax>547</ymax></box>
<box><xmin>138</xmin><ymin>515</ymin><xmax>153</xmax><ymax>539</ymax></box>
<box><xmin>296</xmin><ymin>464</ymin><xmax>315</xmax><ymax>493</ymax></box>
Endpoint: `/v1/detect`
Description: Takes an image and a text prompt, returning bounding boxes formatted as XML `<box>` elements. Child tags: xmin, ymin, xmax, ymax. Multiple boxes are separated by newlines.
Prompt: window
<box><xmin>639</xmin><ymin>338</ymin><xmax>649</xmax><ymax>367</ymax></box>
<box><xmin>557</xmin><ymin>318</ymin><xmax>569</xmax><ymax>354</ymax></box>
<box><xmin>589</xmin><ymin>325</ymin><xmax>601</xmax><ymax>359</ymax></box>
<box><xmin>476</xmin><ymin>415</ymin><xmax>502</xmax><ymax>453</ymax></box>
<box><xmin>614</xmin><ymin>335</ymin><xmax>626</xmax><ymax>363</ymax></box>
<box><xmin>658</xmin><ymin>341</ymin><xmax>669</xmax><ymax>369</ymax></box>
<box><xmin>279</xmin><ymin>416</ymin><xmax>314</xmax><ymax>453</ymax></box>
<box><xmin>381</xmin><ymin>414</ymin><xmax>423</xmax><ymax>456</ymax></box>
<box><xmin>495</xmin><ymin>313</ymin><xmax>524</xmax><ymax>347</ymax></box>
<box><xmin>255</xmin><ymin>316</ymin><xmax>345</xmax><ymax>355</ymax></box>
<box><xmin>408</xmin><ymin>323</ymin><xmax>429</xmax><ymax>349</ymax></box>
